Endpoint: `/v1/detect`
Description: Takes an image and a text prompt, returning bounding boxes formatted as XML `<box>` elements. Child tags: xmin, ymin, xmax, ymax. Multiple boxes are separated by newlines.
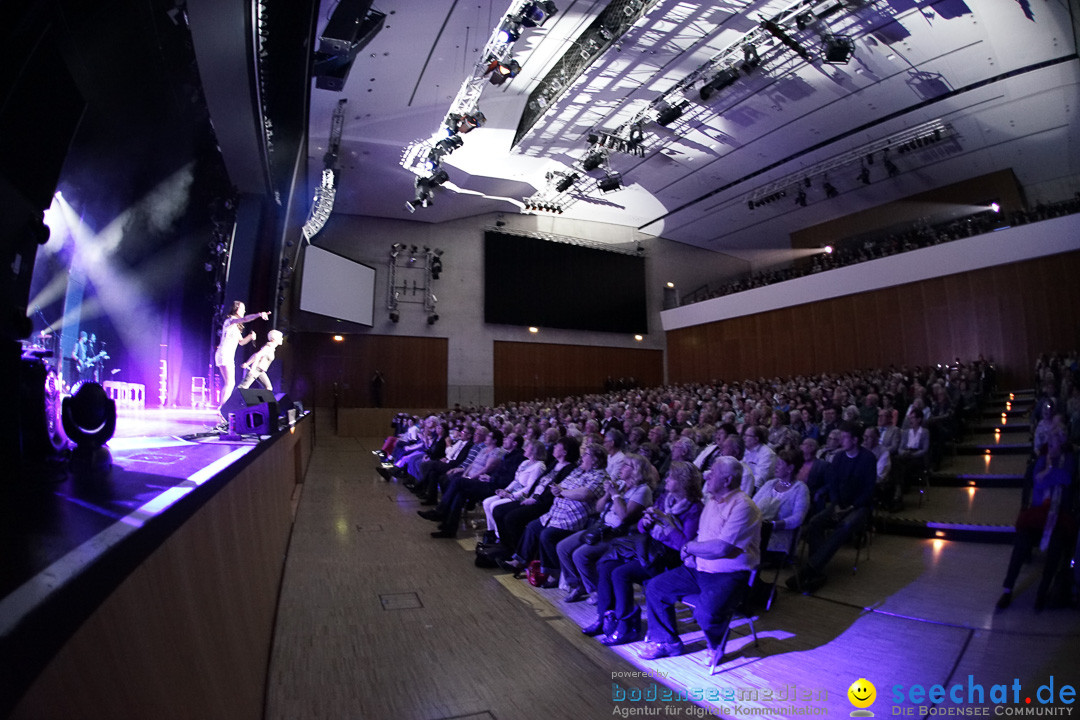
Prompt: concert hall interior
<box><xmin>1</xmin><ymin>1</ymin><xmax>1079</xmax><ymax>719</ymax></box>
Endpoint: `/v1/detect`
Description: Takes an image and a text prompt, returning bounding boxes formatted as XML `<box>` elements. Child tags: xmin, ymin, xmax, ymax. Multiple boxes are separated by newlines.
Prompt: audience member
<box><xmin>586</xmin><ymin>461</ymin><xmax>704</xmax><ymax>645</ymax></box>
<box><xmin>557</xmin><ymin>454</ymin><xmax>653</xmax><ymax>602</ymax></box>
<box><xmin>788</xmin><ymin>422</ymin><xmax>876</xmax><ymax>592</ymax></box>
<box><xmin>639</xmin><ymin>456</ymin><xmax>761</xmax><ymax>660</ymax></box>
<box><xmin>752</xmin><ymin>447</ymin><xmax>811</xmax><ymax>564</ymax></box>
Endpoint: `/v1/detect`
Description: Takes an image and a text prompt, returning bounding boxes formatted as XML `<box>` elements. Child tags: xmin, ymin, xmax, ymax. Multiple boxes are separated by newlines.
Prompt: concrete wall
<box><xmin>296</xmin><ymin>212</ymin><xmax>744</xmax><ymax>406</ymax></box>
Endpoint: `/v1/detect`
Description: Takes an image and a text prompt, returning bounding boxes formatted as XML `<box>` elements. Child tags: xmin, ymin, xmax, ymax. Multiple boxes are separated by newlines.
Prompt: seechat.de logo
<box><xmin>849</xmin><ymin>678</ymin><xmax>878</xmax><ymax>717</ymax></box>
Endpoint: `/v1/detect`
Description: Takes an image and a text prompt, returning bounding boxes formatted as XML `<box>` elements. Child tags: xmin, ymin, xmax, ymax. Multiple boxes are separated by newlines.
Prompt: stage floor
<box><xmin>0</xmin><ymin>406</ymin><xmax>263</xmax><ymax>623</ymax></box>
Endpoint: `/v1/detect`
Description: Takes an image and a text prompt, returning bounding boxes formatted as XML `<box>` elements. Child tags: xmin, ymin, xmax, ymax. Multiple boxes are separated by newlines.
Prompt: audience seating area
<box><xmin>682</xmin><ymin>194</ymin><xmax>1080</xmax><ymax>305</ymax></box>
<box><xmin>378</xmin><ymin>351</ymin><xmax>1080</xmax><ymax>668</ymax></box>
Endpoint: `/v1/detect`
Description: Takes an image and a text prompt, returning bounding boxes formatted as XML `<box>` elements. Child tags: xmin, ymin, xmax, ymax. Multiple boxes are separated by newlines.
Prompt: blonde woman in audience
<box><xmin>501</xmin><ymin>442</ymin><xmax>608</xmax><ymax>577</ymax></box>
<box><xmin>481</xmin><ymin>440</ymin><xmax>547</xmax><ymax>543</ymax></box>
<box><xmin>585</xmin><ymin>460</ymin><xmax>704</xmax><ymax>645</ymax></box>
<box><xmin>557</xmin><ymin>454</ymin><xmax>654</xmax><ymax>602</ymax></box>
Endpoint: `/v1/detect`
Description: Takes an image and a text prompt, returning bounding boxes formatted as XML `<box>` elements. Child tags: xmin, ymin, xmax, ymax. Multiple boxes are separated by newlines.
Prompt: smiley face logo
<box><xmin>848</xmin><ymin>678</ymin><xmax>877</xmax><ymax>713</ymax></box>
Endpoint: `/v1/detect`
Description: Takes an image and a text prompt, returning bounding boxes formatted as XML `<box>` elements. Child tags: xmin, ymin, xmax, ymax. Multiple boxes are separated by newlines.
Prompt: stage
<box><xmin>0</xmin><ymin>404</ymin><xmax>313</xmax><ymax>719</ymax></box>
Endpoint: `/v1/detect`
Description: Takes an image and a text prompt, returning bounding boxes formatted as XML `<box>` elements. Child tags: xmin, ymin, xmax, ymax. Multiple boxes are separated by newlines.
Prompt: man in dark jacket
<box><xmin>788</xmin><ymin>421</ymin><xmax>876</xmax><ymax>591</ymax></box>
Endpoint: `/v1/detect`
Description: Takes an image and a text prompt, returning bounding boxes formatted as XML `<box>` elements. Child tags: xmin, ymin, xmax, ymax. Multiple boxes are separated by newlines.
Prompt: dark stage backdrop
<box><xmin>484</xmin><ymin>231</ymin><xmax>647</xmax><ymax>334</ymax></box>
<box><xmin>666</xmin><ymin>250</ymin><xmax>1080</xmax><ymax>389</ymax></box>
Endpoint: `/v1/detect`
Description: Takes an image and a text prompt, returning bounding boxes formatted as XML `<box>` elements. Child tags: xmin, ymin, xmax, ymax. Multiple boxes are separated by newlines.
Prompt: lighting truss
<box><xmin>744</xmin><ymin>119</ymin><xmax>956</xmax><ymax>208</ymax></box>
<box><xmin>514</xmin><ymin>0</ymin><xmax>662</xmax><ymax>145</ymax></box>
<box><xmin>387</xmin><ymin>247</ymin><xmax>438</xmax><ymax>317</ymax></box>
<box><xmin>521</xmin><ymin>168</ymin><xmax>585</xmax><ymax>214</ymax></box>
<box><xmin>626</xmin><ymin>0</ymin><xmax>852</xmax><ymax>130</ymax></box>
<box><xmin>401</xmin><ymin>0</ymin><xmax>536</xmax><ymax>178</ymax></box>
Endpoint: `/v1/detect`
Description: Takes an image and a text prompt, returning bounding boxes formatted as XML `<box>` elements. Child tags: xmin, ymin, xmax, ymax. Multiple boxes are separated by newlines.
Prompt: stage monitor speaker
<box><xmin>239</xmin><ymin>403</ymin><xmax>275</xmax><ymax>435</ymax></box>
<box><xmin>220</xmin><ymin>387</ymin><xmax>279</xmax><ymax>424</ymax></box>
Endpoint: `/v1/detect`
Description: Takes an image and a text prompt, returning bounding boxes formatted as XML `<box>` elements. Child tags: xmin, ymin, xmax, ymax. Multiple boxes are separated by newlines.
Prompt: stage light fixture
<box><xmin>499</xmin><ymin>18</ymin><xmax>522</xmax><ymax>43</ymax></box>
<box><xmin>447</xmin><ymin>111</ymin><xmax>486</xmax><ymax>135</ymax></box>
<box><xmin>581</xmin><ymin>151</ymin><xmax>604</xmax><ymax>172</ymax></box>
<box><xmin>700</xmin><ymin>66</ymin><xmax>741</xmax><ymax>102</ymax></box>
<box><xmin>858</xmin><ymin>165</ymin><xmax>870</xmax><ymax>185</ymax></box>
<box><xmin>823</xmin><ymin>245</ymin><xmax>834</xmax><ymax>254</ymax></box>
<box><xmin>486</xmin><ymin>58</ymin><xmax>521</xmax><ymax>86</ymax></box>
<box><xmin>427</xmin><ymin>313</ymin><xmax>439</xmax><ymax>325</ymax></box>
<box><xmin>795</xmin><ymin>189</ymin><xmax>807</xmax><ymax>207</ymax></box>
<box><xmin>823</xmin><ymin>181</ymin><xmax>839</xmax><ymax>198</ymax></box>
<box><xmin>521</xmin><ymin>1</ymin><xmax>557</xmax><ymax>28</ymax></box>
<box><xmin>884</xmin><ymin>156</ymin><xmax>899</xmax><ymax>177</ymax></box>
<box><xmin>597</xmin><ymin>172</ymin><xmax>622</xmax><ymax>193</ymax></box>
<box><xmin>389</xmin><ymin>310</ymin><xmax>400</xmax><ymax>323</ymax></box>
<box><xmin>822</xmin><ymin>34</ymin><xmax>856</xmax><ymax>64</ymax></box>
<box><xmin>741</xmin><ymin>44</ymin><xmax>760</xmax><ymax>74</ymax></box>
<box><xmin>761</xmin><ymin>18</ymin><xmax>812</xmax><ymax>62</ymax></box>
<box><xmin>990</xmin><ymin>202</ymin><xmax>1001</xmax><ymax>213</ymax></box>
<box><xmin>554</xmin><ymin>173</ymin><xmax>578</xmax><ymax>193</ymax></box>
<box><xmin>656</xmin><ymin>101</ymin><xmax>688</xmax><ymax>127</ymax></box>
<box><xmin>430</xmin><ymin>134</ymin><xmax>464</xmax><ymax>162</ymax></box>
<box><xmin>61</xmin><ymin>382</ymin><xmax>116</xmax><ymax>452</ymax></box>
<box><xmin>795</xmin><ymin>11</ymin><xmax>814</xmax><ymax>30</ymax></box>
<box><xmin>426</xmin><ymin>168</ymin><xmax>450</xmax><ymax>187</ymax></box>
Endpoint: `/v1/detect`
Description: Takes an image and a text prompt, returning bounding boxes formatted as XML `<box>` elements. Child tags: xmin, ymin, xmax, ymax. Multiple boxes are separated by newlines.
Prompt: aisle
<box><xmin>265</xmin><ymin>433</ymin><xmax>1079</xmax><ymax>720</ymax></box>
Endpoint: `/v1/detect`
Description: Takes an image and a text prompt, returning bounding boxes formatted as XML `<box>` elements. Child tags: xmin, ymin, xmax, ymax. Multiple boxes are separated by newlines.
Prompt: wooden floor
<box><xmin>265</xmin><ymin>431</ymin><xmax>1080</xmax><ymax>720</ymax></box>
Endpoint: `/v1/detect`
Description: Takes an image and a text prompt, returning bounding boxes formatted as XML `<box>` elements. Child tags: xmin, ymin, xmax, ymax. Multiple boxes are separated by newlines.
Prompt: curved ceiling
<box><xmin>308</xmin><ymin>0</ymin><xmax>1080</xmax><ymax>260</ymax></box>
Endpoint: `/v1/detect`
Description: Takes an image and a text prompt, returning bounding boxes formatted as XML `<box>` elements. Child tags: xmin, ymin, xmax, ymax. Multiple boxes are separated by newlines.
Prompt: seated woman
<box><xmin>397</xmin><ymin>422</ymin><xmax>447</xmax><ymax>483</ymax></box>
<box><xmin>556</xmin><ymin>454</ymin><xmax>654</xmax><ymax>601</ymax></box>
<box><xmin>489</xmin><ymin>437</ymin><xmax>580</xmax><ymax>557</ymax></box>
<box><xmin>796</xmin><ymin>437</ymin><xmax>830</xmax><ymax>513</ymax></box>
<box><xmin>501</xmin><ymin>442</ymin><xmax>608</xmax><ymax>577</ymax></box>
<box><xmin>480</xmin><ymin>439</ymin><xmax>547</xmax><ymax>543</ymax></box>
<box><xmin>585</xmin><ymin>460</ymin><xmax>704</xmax><ymax>645</ymax></box>
<box><xmin>752</xmin><ymin>447</ymin><xmax>811</xmax><ymax>566</ymax></box>
<box><xmin>997</xmin><ymin>430</ymin><xmax>1077</xmax><ymax>611</ymax></box>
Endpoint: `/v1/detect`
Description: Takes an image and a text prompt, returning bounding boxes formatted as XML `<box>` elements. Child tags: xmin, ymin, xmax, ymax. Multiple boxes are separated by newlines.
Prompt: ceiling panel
<box><xmin>305</xmin><ymin>0</ymin><xmax>1080</xmax><ymax>259</ymax></box>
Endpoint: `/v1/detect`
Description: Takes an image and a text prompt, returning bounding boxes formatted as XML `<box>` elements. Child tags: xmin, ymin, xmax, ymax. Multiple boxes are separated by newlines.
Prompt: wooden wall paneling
<box><xmin>1019</xmin><ymin>262</ymin><xmax>1051</xmax><ymax>375</ymax></box>
<box><xmin>831</xmin><ymin>295</ymin><xmax>859</xmax><ymax>371</ymax></box>
<box><xmin>966</xmin><ymin>267</ymin><xmax>1006</xmax><ymax>374</ymax></box>
<box><xmin>920</xmin><ymin>277</ymin><xmax>952</xmax><ymax>366</ymax></box>
<box><xmin>990</xmin><ymin>265</ymin><xmax>1028</xmax><ymax>386</ymax></box>
<box><xmin>854</xmin><ymin>295</ymin><xmax>883</xmax><ymax>370</ymax></box>
<box><xmin>897</xmin><ymin>286</ymin><xmax>928</xmax><ymax>365</ymax></box>
<box><xmin>809</xmin><ymin>301</ymin><xmax>835</xmax><ymax>372</ymax></box>
<box><xmin>755</xmin><ymin>310</ymin><xmax>777</xmax><ymax>379</ymax></box>
<box><xmin>665</xmin><ymin>330</ymin><xmax>686</xmax><ymax>384</ymax></box>
<box><xmin>1052</xmin><ymin>255</ymin><xmax>1080</xmax><ymax>352</ymax></box>
<box><xmin>702</xmin><ymin>322</ymin><xmax>723</xmax><ymax>381</ymax></box>
<box><xmin>787</xmin><ymin>306</ymin><xmax>814</xmax><ymax>377</ymax></box>
<box><xmin>665</xmin><ymin>251</ymin><xmax>1080</xmax><ymax>388</ymax></box>
<box><xmin>289</xmin><ymin>333</ymin><xmax>447</xmax><ymax>409</ymax></box>
<box><xmin>727</xmin><ymin>315</ymin><xmax>751</xmax><ymax>380</ymax></box>
<box><xmin>492</xmin><ymin>341</ymin><xmax>662</xmax><ymax>404</ymax></box>
<box><xmin>944</xmin><ymin>273</ymin><xmax>975</xmax><ymax>365</ymax></box>
<box><xmin>874</xmin><ymin>286</ymin><xmax>904</xmax><ymax>366</ymax></box>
